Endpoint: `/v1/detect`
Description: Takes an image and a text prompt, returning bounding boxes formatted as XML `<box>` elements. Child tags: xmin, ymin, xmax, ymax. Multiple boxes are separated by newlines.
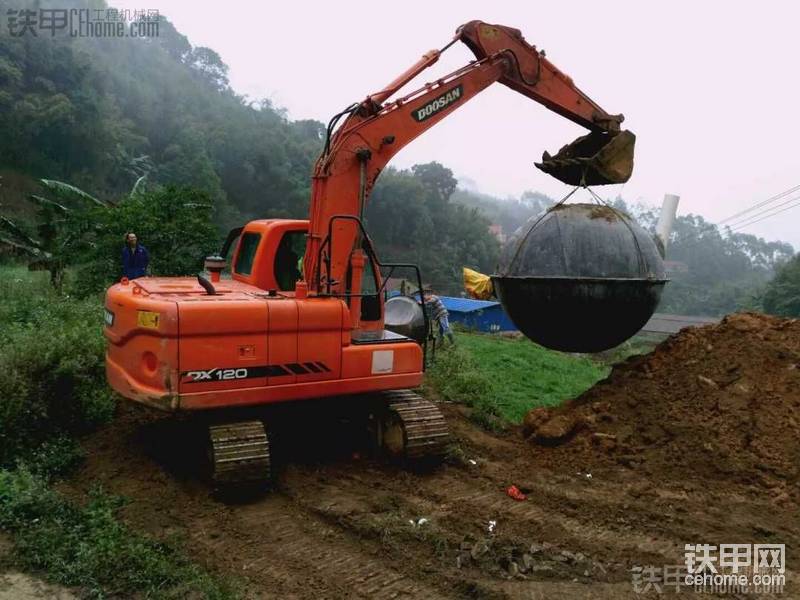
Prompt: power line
<box><xmin>717</xmin><ymin>183</ymin><xmax>800</xmax><ymax>225</ymax></box>
<box><xmin>668</xmin><ymin>184</ymin><xmax>800</xmax><ymax>250</ymax></box>
<box><xmin>668</xmin><ymin>196</ymin><xmax>800</xmax><ymax>252</ymax></box>
<box><xmin>730</xmin><ymin>198</ymin><xmax>800</xmax><ymax>232</ymax></box>
<box><xmin>723</xmin><ymin>193</ymin><xmax>800</xmax><ymax>230</ymax></box>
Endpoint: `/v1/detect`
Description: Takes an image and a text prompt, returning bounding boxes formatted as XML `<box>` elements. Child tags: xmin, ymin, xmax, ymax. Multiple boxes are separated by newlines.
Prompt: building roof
<box><xmin>440</xmin><ymin>296</ymin><xmax>502</xmax><ymax>313</ymax></box>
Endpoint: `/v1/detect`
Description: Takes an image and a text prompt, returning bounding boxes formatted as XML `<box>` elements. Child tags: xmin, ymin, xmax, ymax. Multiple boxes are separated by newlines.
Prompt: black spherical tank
<box><xmin>492</xmin><ymin>203</ymin><xmax>667</xmax><ymax>352</ymax></box>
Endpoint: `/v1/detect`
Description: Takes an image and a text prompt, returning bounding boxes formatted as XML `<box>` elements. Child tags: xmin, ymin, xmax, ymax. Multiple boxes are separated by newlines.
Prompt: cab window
<box><xmin>235</xmin><ymin>232</ymin><xmax>261</xmax><ymax>275</ymax></box>
<box><xmin>274</xmin><ymin>230</ymin><xmax>306</xmax><ymax>291</ymax></box>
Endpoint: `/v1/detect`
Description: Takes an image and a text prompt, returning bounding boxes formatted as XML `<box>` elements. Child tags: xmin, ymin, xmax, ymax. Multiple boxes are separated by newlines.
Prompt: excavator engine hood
<box><xmin>536</xmin><ymin>130</ymin><xmax>636</xmax><ymax>187</ymax></box>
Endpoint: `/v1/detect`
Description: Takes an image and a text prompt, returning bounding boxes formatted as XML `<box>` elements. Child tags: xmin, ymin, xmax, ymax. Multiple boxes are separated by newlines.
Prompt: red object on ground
<box><xmin>506</xmin><ymin>485</ymin><xmax>527</xmax><ymax>501</ymax></box>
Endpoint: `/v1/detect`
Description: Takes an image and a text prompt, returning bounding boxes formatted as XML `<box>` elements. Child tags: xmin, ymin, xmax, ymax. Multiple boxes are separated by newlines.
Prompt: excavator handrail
<box><xmin>314</xmin><ymin>214</ymin><xmax>430</xmax><ymax>365</ymax></box>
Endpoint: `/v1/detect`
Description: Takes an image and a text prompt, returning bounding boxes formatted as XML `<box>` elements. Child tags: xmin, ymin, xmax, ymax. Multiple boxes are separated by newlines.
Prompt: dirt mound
<box><xmin>524</xmin><ymin>312</ymin><xmax>800</xmax><ymax>500</ymax></box>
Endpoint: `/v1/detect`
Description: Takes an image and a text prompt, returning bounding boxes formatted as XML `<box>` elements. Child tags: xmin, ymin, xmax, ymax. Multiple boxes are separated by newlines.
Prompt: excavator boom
<box><xmin>305</xmin><ymin>20</ymin><xmax>635</xmax><ymax>317</ymax></box>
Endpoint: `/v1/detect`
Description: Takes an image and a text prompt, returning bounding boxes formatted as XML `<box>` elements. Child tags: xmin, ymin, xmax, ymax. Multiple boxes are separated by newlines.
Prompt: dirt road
<box><xmin>61</xmin><ymin>393</ymin><xmax>797</xmax><ymax>599</ymax></box>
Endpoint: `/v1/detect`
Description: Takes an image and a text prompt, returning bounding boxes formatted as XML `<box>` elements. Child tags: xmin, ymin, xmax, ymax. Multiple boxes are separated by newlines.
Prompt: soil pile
<box><xmin>524</xmin><ymin>312</ymin><xmax>800</xmax><ymax>498</ymax></box>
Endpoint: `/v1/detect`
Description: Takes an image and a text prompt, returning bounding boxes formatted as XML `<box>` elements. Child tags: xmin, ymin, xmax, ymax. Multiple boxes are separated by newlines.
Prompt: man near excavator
<box><xmin>121</xmin><ymin>232</ymin><xmax>149</xmax><ymax>280</ymax></box>
<box><xmin>422</xmin><ymin>289</ymin><xmax>455</xmax><ymax>346</ymax></box>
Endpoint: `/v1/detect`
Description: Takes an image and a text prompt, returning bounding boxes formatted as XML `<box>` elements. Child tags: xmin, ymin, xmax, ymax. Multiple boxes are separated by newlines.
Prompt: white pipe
<box><xmin>656</xmin><ymin>194</ymin><xmax>680</xmax><ymax>254</ymax></box>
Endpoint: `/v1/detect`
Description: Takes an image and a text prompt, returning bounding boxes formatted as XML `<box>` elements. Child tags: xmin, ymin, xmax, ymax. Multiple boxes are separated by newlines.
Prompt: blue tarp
<box><xmin>386</xmin><ymin>291</ymin><xmax>517</xmax><ymax>332</ymax></box>
<box><xmin>439</xmin><ymin>296</ymin><xmax>517</xmax><ymax>332</ymax></box>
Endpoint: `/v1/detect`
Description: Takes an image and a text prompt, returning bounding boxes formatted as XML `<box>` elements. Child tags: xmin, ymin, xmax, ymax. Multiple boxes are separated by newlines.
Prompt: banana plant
<box><xmin>0</xmin><ymin>178</ymin><xmax>116</xmax><ymax>288</ymax></box>
<box><xmin>0</xmin><ymin>168</ymin><xmax>204</xmax><ymax>290</ymax></box>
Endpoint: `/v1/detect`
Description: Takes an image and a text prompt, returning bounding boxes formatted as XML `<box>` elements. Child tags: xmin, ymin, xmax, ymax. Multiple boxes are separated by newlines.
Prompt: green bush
<box><xmin>0</xmin><ymin>468</ymin><xmax>235</xmax><ymax>599</ymax></box>
<box><xmin>26</xmin><ymin>436</ymin><xmax>85</xmax><ymax>478</ymax></box>
<box><xmin>0</xmin><ymin>268</ymin><xmax>114</xmax><ymax>469</ymax></box>
<box><xmin>0</xmin><ymin>266</ymin><xmax>237</xmax><ymax>597</ymax></box>
<box><xmin>763</xmin><ymin>253</ymin><xmax>800</xmax><ymax>317</ymax></box>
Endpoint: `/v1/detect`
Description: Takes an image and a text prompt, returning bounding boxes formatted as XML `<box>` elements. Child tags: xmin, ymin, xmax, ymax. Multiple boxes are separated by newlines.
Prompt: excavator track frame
<box><xmin>377</xmin><ymin>390</ymin><xmax>449</xmax><ymax>460</ymax></box>
<box><xmin>208</xmin><ymin>420</ymin><xmax>271</xmax><ymax>486</ymax></box>
<box><xmin>204</xmin><ymin>390</ymin><xmax>448</xmax><ymax>488</ymax></box>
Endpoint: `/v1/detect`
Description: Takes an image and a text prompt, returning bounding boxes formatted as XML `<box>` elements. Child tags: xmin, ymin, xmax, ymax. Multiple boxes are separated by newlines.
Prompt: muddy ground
<box><xmin>60</xmin><ymin>393</ymin><xmax>797</xmax><ymax>599</ymax></box>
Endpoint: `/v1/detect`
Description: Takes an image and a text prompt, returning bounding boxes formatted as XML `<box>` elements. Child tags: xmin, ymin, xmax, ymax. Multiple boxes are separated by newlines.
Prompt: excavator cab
<box><xmin>227</xmin><ymin>220</ymin><xmax>309</xmax><ymax>291</ymax></box>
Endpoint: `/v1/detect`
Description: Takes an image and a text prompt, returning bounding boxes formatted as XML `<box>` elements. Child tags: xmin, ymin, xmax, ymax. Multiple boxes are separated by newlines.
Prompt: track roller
<box><xmin>378</xmin><ymin>390</ymin><xmax>449</xmax><ymax>460</ymax></box>
<box><xmin>208</xmin><ymin>420</ymin><xmax>271</xmax><ymax>486</ymax></box>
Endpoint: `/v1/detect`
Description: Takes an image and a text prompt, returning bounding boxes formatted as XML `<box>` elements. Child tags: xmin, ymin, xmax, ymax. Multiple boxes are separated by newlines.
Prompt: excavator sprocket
<box><xmin>378</xmin><ymin>390</ymin><xmax>449</xmax><ymax>460</ymax></box>
<box><xmin>208</xmin><ymin>420</ymin><xmax>271</xmax><ymax>486</ymax></box>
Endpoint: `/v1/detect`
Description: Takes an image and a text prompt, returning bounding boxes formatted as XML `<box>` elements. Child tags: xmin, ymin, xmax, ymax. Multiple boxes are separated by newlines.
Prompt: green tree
<box><xmin>72</xmin><ymin>187</ymin><xmax>220</xmax><ymax>294</ymax></box>
<box><xmin>762</xmin><ymin>254</ymin><xmax>800</xmax><ymax>317</ymax></box>
<box><xmin>367</xmin><ymin>163</ymin><xmax>500</xmax><ymax>293</ymax></box>
<box><xmin>451</xmin><ymin>188</ymin><xmax>554</xmax><ymax>236</ymax></box>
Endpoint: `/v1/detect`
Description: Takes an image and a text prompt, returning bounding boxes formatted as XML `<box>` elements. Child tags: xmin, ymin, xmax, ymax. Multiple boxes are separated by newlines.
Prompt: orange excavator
<box><xmin>104</xmin><ymin>21</ymin><xmax>635</xmax><ymax>486</ymax></box>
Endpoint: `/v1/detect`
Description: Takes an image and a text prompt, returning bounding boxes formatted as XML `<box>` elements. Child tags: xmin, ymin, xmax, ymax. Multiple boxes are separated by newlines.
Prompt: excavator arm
<box><xmin>304</xmin><ymin>21</ymin><xmax>635</xmax><ymax>319</ymax></box>
<box><xmin>457</xmin><ymin>21</ymin><xmax>622</xmax><ymax>132</ymax></box>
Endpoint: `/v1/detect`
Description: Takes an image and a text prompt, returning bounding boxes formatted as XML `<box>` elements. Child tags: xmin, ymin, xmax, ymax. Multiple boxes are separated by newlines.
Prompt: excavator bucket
<box><xmin>535</xmin><ymin>130</ymin><xmax>636</xmax><ymax>186</ymax></box>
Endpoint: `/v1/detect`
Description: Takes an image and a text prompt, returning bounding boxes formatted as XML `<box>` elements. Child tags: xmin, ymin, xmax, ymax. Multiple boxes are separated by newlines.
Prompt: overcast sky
<box><xmin>115</xmin><ymin>0</ymin><xmax>800</xmax><ymax>248</ymax></box>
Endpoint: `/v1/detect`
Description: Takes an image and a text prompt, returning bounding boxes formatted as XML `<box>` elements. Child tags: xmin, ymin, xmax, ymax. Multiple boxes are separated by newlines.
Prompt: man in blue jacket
<box><xmin>121</xmin><ymin>232</ymin><xmax>149</xmax><ymax>279</ymax></box>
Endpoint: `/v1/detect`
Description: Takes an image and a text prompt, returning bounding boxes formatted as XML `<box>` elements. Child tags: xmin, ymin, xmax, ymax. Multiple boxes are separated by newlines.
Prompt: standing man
<box><xmin>121</xmin><ymin>232</ymin><xmax>149</xmax><ymax>279</ymax></box>
<box><xmin>422</xmin><ymin>289</ymin><xmax>455</xmax><ymax>346</ymax></box>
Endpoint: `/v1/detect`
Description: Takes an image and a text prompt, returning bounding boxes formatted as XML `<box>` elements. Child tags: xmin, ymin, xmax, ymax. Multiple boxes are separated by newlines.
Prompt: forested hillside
<box><xmin>0</xmin><ymin>0</ymin><xmax>501</xmax><ymax>291</ymax></box>
<box><xmin>366</xmin><ymin>163</ymin><xmax>500</xmax><ymax>291</ymax></box>
<box><xmin>0</xmin><ymin>0</ymin><xmax>323</xmax><ymax>230</ymax></box>
<box><xmin>1</xmin><ymin>0</ymin><xmax>795</xmax><ymax>304</ymax></box>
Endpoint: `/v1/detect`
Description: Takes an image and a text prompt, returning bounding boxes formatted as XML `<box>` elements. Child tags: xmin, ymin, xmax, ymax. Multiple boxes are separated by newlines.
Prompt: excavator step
<box><xmin>208</xmin><ymin>420</ymin><xmax>271</xmax><ymax>485</ymax></box>
<box><xmin>379</xmin><ymin>390</ymin><xmax>450</xmax><ymax>460</ymax></box>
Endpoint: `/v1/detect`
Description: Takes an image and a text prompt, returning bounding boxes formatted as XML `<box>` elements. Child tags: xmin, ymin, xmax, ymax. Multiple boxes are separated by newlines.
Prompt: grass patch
<box><xmin>427</xmin><ymin>332</ymin><xmax>609</xmax><ymax>424</ymax></box>
<box><xmin>425</xmin><ymin>342</ymin><xmax>504</xmax><ymax>429</ymax></box>
<box><xmin>0</xmin><ymin>265</ymin><xmax>239</xmax><ymax>598</ymax></box>
<box><xmin>0</xmin><ymin>468</ymin><xmax>236</xmax><ymax>599</ymax></box>
<box><xmin>0</xmin><ymin>266</ymin><xmax>115</xmax><ymax>467</ymax></box>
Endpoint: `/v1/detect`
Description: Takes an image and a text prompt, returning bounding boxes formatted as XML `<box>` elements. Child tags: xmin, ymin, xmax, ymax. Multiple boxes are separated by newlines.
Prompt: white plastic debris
<box><xmin>488</xmin><ymin>520</ymin><xmax>497</xmax><ymax>534</ymax></box>
<box><xmin>468</xmin><ymin>459</ymin><xmax>477</xmax><ymax>465</ymax></box>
